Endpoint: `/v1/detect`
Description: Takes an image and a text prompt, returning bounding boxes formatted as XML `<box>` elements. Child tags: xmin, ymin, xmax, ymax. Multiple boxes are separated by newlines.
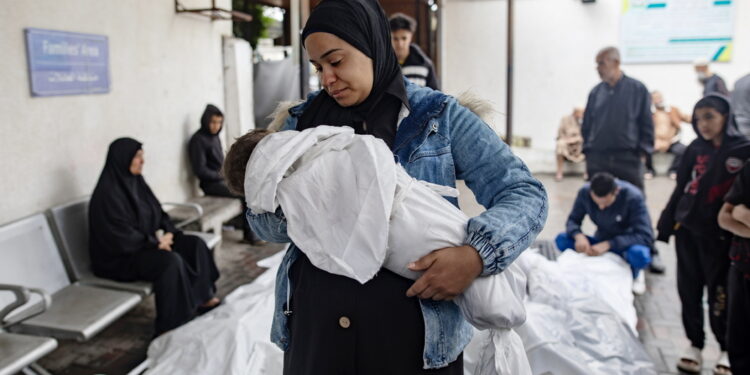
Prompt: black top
<box><xmin>657</xmin><ymin>94</ymin><xmax>750</xmax><ymax>241</ymax></box>
<box><xmin>724</xmin><ymin>163</ymin><xmax>750</xmax><ymax>274</ymax></box>
<box><xmin>401</xmin><ymin>44</ymin><xmax>440</xmax><ymax>91</ymax></box>
<box><xmin>704</xmin><ymin>74</ymin><xmax>730</xmax><ymax>97</ymax></box>
<box><xmin>188</xmin><ymin>104</ymin><xmax>225</xmax><ymax>187</ymax></box>
<box><xmin>89</xmin><ymin>138</ymin><xmax>179</xmax><ymax>280</ymax></box>
<box><xmin>582</xmin><ymin>74</ymin><xmax>654</xmax><ymax>156</ymax></box>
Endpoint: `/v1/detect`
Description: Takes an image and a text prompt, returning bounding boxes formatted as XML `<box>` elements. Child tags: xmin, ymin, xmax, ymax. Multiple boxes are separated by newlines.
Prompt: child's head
<box><xmin>693</xmin><ymin>95</ymin><xmax>730</xmax><ymax>143</ymax></box>
<box><xmin>223</xmin><ymin>129</ymin><xmax>273</xmax><ymax>196</ymax></box>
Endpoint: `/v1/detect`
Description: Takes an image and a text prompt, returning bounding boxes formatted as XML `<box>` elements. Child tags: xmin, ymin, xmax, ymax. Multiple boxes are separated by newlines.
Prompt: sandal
<box><xmin>677</xmin><ymin>346</ymin><xmax>702</xmax><ymax>374</ymax></box>
<box><xmin>714</xmin><ymin>351</ymin><xmax>731</xmax><ymax>375</ymax></box>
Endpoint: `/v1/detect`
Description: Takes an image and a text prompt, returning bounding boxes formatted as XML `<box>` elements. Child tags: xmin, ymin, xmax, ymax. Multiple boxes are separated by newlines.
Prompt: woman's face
<box><xmin>130</xmin><ymin>149</ymin><xmax>144</xmax><ymax>175</ymax></box>
<box><xmin>305</xmin><ymin>32</ymin><xmax>374</xmax><ymax>107</ymax></box>
<box><xmin>694</xmin><ymin>107</ymin><xmax>726</xmax><ymax>143</ymax></box>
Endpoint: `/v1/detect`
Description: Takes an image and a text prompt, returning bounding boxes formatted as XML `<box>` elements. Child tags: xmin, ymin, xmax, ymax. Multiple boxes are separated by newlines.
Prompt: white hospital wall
<box><xmin>0</xmin><ymin>0</ymin><xmax>232</xmax><ymax>225</ymax></box>
<box><xmin>441</xmin><ymin>0</ymin><xmax>750</xmax><ymax>172</ymax></box>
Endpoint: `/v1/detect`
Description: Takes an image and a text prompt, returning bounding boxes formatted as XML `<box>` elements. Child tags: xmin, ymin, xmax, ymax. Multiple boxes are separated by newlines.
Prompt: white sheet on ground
<box><xmin>144</xmin><ymin>250</ymin><xmax>286</xmax><ymax>375</ymax></box>
<box><xmin>510</xmin><ymin>250</ymin><xmax>656</xmax><ymax>375</ymax></box>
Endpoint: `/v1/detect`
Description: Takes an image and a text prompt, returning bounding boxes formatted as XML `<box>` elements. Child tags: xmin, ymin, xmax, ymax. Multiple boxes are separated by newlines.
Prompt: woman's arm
<box><xmin>718</xmin><ymin>203</ymin><xmax>750</xmax><ymax>238</ymax></box>
<box><xmin>407</xmin><ymin>98</ymin><xmax>548</xmax><ymax>301</ymax></box>
<box><xmin>448</xmin><ymin>99</ymin><xmax>548</xmax><ymax>276</ymax></box>
<box><xmin>246</xmin><ymin>208</ymin><xmax>292</xmax><ymax>243</ymax></box>
<box><xmin>731</xmin><ymin>204</ymin><xmax>750</xmax><ymax>228</ymax></box>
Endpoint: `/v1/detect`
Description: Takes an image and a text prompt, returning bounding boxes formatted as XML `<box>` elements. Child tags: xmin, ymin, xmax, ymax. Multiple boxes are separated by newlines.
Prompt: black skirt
<box><xmin>99</xmin><ymin>233</ymin><xmax>220</xmax><ymax>335</ymax></box>
<box><xmin>283</xmin><ymin>253</ymin><xmax>463</xmax><ymax>375</ymax></box>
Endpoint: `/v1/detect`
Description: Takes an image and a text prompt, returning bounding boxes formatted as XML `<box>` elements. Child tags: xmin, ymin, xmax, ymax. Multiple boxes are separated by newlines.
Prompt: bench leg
<box><xmin>22</xmin><ymin>363</ymin><xmax>53</xmax><ymax>375</ymax></box>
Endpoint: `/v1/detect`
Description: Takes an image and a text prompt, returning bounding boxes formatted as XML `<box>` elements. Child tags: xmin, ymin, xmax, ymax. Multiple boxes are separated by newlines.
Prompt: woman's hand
<box><xmin>405</xmin><ymin>245</ymin><xmax>483</xmax><ymax>301</ymax></box>
<box><xmin>158</xmin><ymin>232</ymin><xmax>174</xmax><ymax>251</ymax></box>
<box><xmin>731</xmin><ymin>204</ymin><xmax>750</xmax><ymax>227</ymax></box>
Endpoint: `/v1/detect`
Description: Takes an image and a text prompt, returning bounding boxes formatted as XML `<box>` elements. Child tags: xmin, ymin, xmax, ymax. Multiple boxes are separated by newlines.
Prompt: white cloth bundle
<box><xmin>244</xmin><ymin>126</ymin><xmax>526</xmax><ymax>330</ymax></box>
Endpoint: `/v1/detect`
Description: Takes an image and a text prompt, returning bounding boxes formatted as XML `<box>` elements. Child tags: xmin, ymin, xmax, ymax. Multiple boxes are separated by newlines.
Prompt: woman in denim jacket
<box><xmin>245</xmin><ymin>0</ymin><xmax>548</xmax><ymax>373</ymax></box>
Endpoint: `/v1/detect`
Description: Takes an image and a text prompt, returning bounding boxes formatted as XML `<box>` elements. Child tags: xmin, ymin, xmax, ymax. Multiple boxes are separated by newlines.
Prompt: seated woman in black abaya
<box><xmin>89</xmin><ymin>138</ymin><xmax>221</xmax><ymax>336</ymax></box>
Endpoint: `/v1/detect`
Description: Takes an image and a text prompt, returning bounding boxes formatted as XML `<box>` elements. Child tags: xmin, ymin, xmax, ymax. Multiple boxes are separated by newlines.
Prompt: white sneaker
<box><xmin>714</xmin><ymin>351</ymin><xmax>731</xmax><ymax>375</ymax></box>
<box><xmin>632</xmin><ymin>272</ymin><xmax>646</xmax><ymax>295</ymax></box>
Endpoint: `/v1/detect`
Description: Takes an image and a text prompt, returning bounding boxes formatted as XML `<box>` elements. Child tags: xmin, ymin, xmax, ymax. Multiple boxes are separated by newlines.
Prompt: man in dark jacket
<box><xmin>188</xmin><ymin>104</ymin><xmax>261</xmax><ymax>244</ymax></box>
<box><xmin>582</xmin><ymin>46</ymin><xmax>654</xmax><ymax>191</ymax></box>
<box><xmin>555</xmin><ymin>172</ymin><xmax>653</xmax><ymax>293</ymax></box>
<box><xmin>389</xmin><ymin>13</ymin><xmax>440</xmax><ymax>90</ymax></box>
<box><xmin>583</xmin><ymin>46</ymin><xmax>662</xmax><ymax>273</ymax></box>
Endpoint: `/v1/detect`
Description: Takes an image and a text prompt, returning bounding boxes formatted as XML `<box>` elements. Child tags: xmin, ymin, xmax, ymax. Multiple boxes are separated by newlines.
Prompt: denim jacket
<box><xmin>247</xmin><ymin>81</ymin><xmax>548</xmax><ymax>369</ymax></box>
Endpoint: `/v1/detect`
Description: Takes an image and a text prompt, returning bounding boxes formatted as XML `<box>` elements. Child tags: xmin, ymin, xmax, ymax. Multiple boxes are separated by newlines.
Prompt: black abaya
<box><xmin>89</xmin><ymin>138</ymin><xmax>220</xmax><ymax>334</ymax></box>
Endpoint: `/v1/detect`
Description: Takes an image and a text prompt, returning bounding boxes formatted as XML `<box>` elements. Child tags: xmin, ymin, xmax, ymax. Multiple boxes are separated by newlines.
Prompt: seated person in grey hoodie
<box><xmin>188</xmin><ymin>104</ymin><xmax>261</xmax><ymax>244</ymax></box>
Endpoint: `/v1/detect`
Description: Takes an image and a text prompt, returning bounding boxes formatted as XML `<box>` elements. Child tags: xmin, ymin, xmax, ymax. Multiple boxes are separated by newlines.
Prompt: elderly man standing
<box><xmin>582</xmin><ymin>46</ymin><xmax>654</xmax><ymax>191</ymax></box>
<box><xmin>582</xmin><ymin>47</ymin><xmax>664</xmax><ymax>273</ymax></box>
<box><xmin>694</xmin><ymin>59</ymin><xmax>729</xmax><ymax>97</ymax></box>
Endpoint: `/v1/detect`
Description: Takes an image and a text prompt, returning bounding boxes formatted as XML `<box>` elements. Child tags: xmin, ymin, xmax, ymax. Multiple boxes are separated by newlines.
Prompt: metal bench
<box><xmin>0</xmin><ymin>214</ymin><xmax>141</xmax><ymax>342</ymax></box>
<box><xmin>0</xmin><ymin>285</ymin><xmax>57</xmax><ymax>375</ymax></box>
<box><xmin>167</xmin><ymin>195</ymin><xmax>243</xmax><ymax>237</ymax></box>
<box><xmin>47</xmin><ymin>197</ymin><xmax>221</xmax><ymax>298</ymax></box>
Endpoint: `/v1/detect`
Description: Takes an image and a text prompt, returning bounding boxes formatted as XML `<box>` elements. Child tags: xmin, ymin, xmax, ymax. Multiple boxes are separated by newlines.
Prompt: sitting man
<box><xmin>555</xmin><ymin>172</ymin><xmax>653</xmax><ymax>294</ymax></box>
<box><xmin>644</xmin><ymin>91</ymin><xmax>691</xmax><ymax>180</ymax></box>
<box><xmin>555</xmin><ymin>107</ymin><xmax>585</xmax><ymax>181</ymax></box>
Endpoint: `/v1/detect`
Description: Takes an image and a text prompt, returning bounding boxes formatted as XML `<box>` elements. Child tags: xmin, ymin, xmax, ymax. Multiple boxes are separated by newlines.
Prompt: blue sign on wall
<box><xmin>25</xmin><ymin>28</ymin><xmax>110</xmax><ymax>97</ymax></box>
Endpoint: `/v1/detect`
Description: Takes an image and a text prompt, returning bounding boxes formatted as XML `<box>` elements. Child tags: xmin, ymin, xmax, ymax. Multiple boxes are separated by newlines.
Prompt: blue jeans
<box><xmin>555</xmin><ymin>232</ymin><xmax>651</xmax><ymax>278</ymax></box>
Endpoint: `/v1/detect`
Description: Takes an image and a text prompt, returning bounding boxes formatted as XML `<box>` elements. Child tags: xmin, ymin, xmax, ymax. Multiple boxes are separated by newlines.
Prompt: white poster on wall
<box><xmin>620</xmin><ymin>0</ymin><xmax>735</xmax><ymax>64</ymax></box>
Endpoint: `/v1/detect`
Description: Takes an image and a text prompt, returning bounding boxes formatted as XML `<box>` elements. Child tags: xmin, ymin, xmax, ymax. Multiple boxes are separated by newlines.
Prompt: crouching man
<box><xmin>556</xmin><ymin>172</ymin><xmax>653</xmax><ymax>294</ymax></box>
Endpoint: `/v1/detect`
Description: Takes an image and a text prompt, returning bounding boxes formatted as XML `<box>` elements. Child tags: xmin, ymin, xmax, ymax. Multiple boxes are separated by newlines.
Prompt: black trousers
<box><xmin>130</xmin><ymin>234</ymin><xmax>220</xmax><ymax>335</ymax></box>
<box><xmin>586</xmin><ymin>151</ymin><xmax>644</xmax><ymax>191</ymax></box>
<box><xmin>727</xmin><ymin>266</ymin><xmax>750</xmax><ymax>372</ymax></box>
<box><xmin>201</xmin><ymin>180</ymin><xmax>257</xmax><ymax>242</ymax></box>
<box><xmin>283</xmin><ymin>254</ymin><xmax>464</xmax><ymax>375</ymax></box>
<box><xmin>644</xmin><ymin>142</ymin><xmax>686</xmax><ymax>175</ymax></box>
<box><xmin>675</xmin><ymin>229</ymin><xmax>730</xmax><ymax>350</ymax></box>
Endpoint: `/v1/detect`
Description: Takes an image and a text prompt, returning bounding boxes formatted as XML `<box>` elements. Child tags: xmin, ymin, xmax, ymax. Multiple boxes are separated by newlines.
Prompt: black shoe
<box><xmin>649</xmin><ymin>254</ymin><xmax>666</xmax><ymax>274</ymax></box>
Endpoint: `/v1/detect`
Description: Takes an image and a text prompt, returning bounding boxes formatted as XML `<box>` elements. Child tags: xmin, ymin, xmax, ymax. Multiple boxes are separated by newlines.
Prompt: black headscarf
<box><xmin>298</xmin><ymin>0</ymin><xmax>409</xmax><ymax>147</ymax></box>
<box><xmin>200</xmin><ymin>104</ymin><xmax>224</xmax><ymax>135</ymax></box>
<box><xmin>89</xmin><ymin>138</ymin><xmax>177</xmax><ymax>275</ymax></box>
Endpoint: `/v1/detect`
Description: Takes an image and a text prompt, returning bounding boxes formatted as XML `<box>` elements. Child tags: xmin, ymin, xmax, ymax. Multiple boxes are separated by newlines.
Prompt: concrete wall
<box><xmin>0</xmin><ymin>0</ymin><xmax>232</xmax><ymax>225</ymax></box>
<box><xmin>441</xmin><ymin>0</ymin><xmax>750</xmax><ymax>172</ymax></box>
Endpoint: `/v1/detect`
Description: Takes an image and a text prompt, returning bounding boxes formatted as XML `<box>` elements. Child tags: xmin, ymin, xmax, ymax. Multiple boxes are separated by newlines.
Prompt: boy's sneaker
<box><xmin>632</xmin><ymin>272</ymin><xmax>646</xmax><ymax>295</ymax></box>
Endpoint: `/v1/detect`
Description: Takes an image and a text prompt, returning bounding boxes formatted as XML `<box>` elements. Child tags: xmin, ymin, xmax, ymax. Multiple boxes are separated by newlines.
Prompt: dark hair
<box><xmin>694</xmin><ymin>95</ymin><xmax>730</xmax><ymax>117</ymax></box>
<box><xmin>389</xmin><ymin>13</ymin><xmax>416</xmax><ymax>33</ymax></box>
<box><xmin>223</xmin><ymin>129</ymin><xmax>273</xmax><ymax>196</ymax></box>
<box><xmin>590</xmin><ymin>172</ymin><xmax>617</xmax><ymax>197</ymax></box>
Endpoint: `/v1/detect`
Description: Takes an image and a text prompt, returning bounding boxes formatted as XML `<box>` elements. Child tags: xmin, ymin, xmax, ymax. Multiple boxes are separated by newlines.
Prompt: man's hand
<box><xmin>574</xmin><ymin>234</ymin><xmax>591</xmax><ymax>254</ymax></box>
<box><xmin>588</xmin><ymin>240</ymin><xmax>610</xmax><ymax>256</ymax></box>
<box><xmin>158</xmin><ymin>232</ymin><xmax>174</xmax><ymax>251</ymax></box>
<box><xmin>405</xmin><ymin>245</ymin><xmax>483</xmax><ymax>301</ymax></box>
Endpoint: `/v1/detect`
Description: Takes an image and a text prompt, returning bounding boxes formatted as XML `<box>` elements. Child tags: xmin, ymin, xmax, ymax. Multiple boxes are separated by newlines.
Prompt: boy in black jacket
<box><xmin>656</xmin><ymin>94</ymin><xmax>750</xmax><ymax>374</ymax></box>
<box><xmin>718</xmin><ymin>164</ymin><xmax>750</xmax><ymax>374</ymax></box>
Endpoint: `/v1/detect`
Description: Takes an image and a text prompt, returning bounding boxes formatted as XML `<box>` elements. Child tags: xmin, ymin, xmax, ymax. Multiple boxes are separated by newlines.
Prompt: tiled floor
<box><xmin>31</xmin><ymin>174</ymin><xmax>723</xmax><ymax>374</ymax></box>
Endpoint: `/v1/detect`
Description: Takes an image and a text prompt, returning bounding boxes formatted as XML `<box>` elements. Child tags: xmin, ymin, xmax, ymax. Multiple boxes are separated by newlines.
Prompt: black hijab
<box><xmin>90</xmin><ymin>138</ymin><xmax>175</xmax><ymax>267</ymax></box>
<box><xmin>200</xmin><ymin>104</ymin><xmax>224</xmax><ymax>136</ymax></box>
<box><xmin>298</xmin><ymin>0</ymin><xmax>409</xmax><ymax>147</ymax></box>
